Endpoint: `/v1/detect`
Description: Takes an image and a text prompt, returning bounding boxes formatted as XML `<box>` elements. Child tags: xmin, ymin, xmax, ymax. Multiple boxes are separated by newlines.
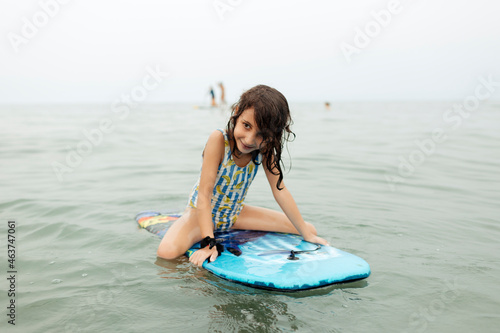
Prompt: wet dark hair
<box><xmin>227</xmin><ymin>85</ymin><xmax>295</xmax><ymax>190</ymax></box>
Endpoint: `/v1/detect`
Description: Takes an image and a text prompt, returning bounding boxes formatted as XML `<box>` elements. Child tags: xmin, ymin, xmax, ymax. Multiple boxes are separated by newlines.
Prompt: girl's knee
<box><xmin>157</xmin><ymin>244</ymin><xmax>182</xmax><ymax>260</ymax></box>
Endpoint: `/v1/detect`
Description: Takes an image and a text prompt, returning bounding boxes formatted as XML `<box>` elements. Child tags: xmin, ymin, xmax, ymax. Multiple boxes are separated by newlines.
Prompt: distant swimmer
<box><xmin>325</xmin><ymin>102</ymin><xmax>331</xmax><ymax>111</ymax></box>
<box><xmin>219</xmin><ymin>82</ymin><xmax>226</xmax><ymax>106</ymax></box>
<box><xmin>209</xmin><ymin>86</ymin><xmax>217</xmax><ymax>107</ymax></box>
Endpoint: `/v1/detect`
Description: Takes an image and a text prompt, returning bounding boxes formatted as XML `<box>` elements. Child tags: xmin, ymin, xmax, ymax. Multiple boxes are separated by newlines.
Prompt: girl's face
<box><xmin>233</xmin><ymin>108</ymin><xmax>263</xmax><ymax>154</ymax></box>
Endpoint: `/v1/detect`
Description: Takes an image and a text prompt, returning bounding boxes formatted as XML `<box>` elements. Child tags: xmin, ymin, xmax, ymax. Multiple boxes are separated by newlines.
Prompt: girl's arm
<box><xmin>264</xmin><ymin>158</ymin><xmax>328</xmax><ymax>245</ymax></box>
<box><xmin>189</xmin><ymin>130</ymin><xmax>224</xmax><ymax>266</ymax></box>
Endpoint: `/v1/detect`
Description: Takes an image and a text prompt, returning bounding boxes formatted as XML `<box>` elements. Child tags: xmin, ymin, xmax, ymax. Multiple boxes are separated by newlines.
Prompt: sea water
<box><xmin>1</xmin><ymin>102</ymin><xmax>499</xmax><ymax>332</ymax></box>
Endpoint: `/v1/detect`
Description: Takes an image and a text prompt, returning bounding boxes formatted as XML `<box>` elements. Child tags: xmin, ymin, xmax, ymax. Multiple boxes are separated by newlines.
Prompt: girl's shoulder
<box><xmin>203</xmin><ymin>129</ymin><xmax>228</xmax><ymax>164</ymax></box>
<box><xmin>208</xmin><ymin>129</ymin><xmax>227</xmax><ymax>146</ymax></box>
<box><xmin>205</xmin><ymin>130</ymin><xmax>227</xmax><ymax>148</ymax></box>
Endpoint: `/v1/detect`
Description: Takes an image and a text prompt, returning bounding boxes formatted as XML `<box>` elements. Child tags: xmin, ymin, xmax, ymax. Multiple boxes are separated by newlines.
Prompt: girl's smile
<box><xmin>240</xmin><ymin>141</ymin><xmax>254</xmax><ymax>151</ymax></box>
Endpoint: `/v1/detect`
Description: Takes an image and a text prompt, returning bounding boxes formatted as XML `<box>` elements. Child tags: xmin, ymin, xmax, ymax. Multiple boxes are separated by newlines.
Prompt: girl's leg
<box><xmin>231</xmin><ymin>205</ymin><xmax>317</xmax><ymax>235</ymax></box>
<box><xmin>157</xmin><ymin>209</ymin><xmax>203</xmax><ymax>259</ymax></box>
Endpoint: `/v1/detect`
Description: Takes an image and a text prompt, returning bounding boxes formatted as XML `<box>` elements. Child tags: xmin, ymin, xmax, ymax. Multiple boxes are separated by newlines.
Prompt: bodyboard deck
<box><xmin>137</xmin><ymin>210</ymin><xmax>370</xmax><ymax>291</ymax></box>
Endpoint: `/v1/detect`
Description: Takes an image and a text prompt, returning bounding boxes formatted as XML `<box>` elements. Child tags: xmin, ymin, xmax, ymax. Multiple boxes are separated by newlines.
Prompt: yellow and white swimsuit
<box><xmin>188</xmin><ymin>129</ymin><xmax>262</xmax><ymax>231</ymax></box>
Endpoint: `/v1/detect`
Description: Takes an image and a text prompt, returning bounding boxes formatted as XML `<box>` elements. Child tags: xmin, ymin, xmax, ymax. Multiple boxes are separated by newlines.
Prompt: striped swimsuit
<box><xmin>188</xmin><ymin>129</ymin><xmax>262</xmax><ymax>231</ymax></box>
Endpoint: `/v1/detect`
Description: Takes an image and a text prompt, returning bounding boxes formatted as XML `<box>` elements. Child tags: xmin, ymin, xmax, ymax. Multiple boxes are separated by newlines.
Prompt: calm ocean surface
<box><xmin>1</xmin><ymin>101</ymin><xmax>499</xmax><ymax>332</ymax></box>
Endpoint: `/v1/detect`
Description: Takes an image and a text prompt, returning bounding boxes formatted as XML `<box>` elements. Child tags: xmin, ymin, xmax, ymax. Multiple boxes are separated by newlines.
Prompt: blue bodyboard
<box><xmin>137</xmin><ymin>211</ymin><xmax>370</xmax><ymax>291</ymax></box>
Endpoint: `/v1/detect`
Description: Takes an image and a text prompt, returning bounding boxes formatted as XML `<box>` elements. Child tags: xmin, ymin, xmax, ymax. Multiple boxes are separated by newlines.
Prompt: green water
<box><xmin>1</xmin><ymin>102</ymin><xmax>499</xmax><ymax>332</ymax></box>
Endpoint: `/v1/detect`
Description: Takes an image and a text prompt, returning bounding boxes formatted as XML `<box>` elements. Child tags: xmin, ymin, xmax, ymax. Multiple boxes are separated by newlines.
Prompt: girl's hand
<box><xmin>304</xmin><ymin>235</ymin><xmax>330</xmax><ymax>246</ymax></box>
<box><xmin>189</xmin><ymin>246</ymin><xmax>219</xmax><ymax>267</ymax></box>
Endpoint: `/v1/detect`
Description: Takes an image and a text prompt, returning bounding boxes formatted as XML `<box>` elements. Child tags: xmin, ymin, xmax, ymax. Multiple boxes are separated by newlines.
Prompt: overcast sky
<box><xmin>1</xmin><ymin>0</ymin><xmax>499</xmax><ymax>104</ymax></box>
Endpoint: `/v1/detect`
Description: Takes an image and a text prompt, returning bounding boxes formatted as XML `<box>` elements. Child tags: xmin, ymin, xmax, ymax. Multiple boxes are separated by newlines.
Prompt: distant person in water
<box><xmin>219</xmin><ymin>82</ymin><xmax>226</xmax><ymax>106</ymax></box>
<box><xmin>210</xmin><ymin>86</ymin><xmax>217</xmax><ymax>107</ymax></box>
<box><xmin>325</xmin><ymin>102</ymin><xmax>331</xmax><ymax>110</ymax></box>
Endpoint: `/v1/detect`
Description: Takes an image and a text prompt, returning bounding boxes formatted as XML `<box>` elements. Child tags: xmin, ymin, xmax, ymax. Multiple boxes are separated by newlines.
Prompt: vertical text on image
<box><xmin>6</xmin><ymin>220</ymin><xmax>17</xmax><ymax>326</ymax></box>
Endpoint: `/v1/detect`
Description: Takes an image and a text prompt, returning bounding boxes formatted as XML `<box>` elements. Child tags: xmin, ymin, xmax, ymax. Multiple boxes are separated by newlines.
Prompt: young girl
<box><xmin>157</xmin><ymin>85</ymin><xmax>328</xmax><ymax>266</ymax></box>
